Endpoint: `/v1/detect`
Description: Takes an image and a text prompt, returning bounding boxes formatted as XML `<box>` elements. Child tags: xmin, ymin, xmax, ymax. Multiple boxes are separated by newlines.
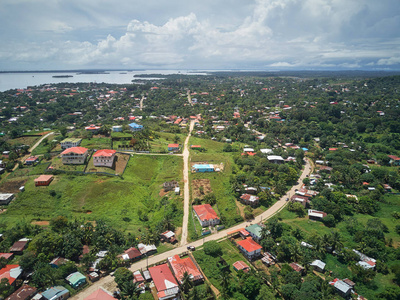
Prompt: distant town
<box><xmin>0</xmin><ymin>72</ymin><xmax>399</xmax><ymax>300</ymax></box>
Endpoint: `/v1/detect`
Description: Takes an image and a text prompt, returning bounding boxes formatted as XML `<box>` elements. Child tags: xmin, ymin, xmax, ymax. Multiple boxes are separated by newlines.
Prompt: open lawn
<box><xmin>0</xmin><ymin>155</ymin><xmax>184</xmax><ymax>234</ymax></box>
<box><xmin>49</xmin><ymin>156</ymin><xmax>87</xmax><ymax>172</ymax></box>
<box><xmin>189</xmin><ymin>136</ymin><xmax>225</xmax><ymax>153</ymax></box>
<box><xmin>193</xmin><ymin>239</ymin><xmax>252</xmax><ymax>291</ymax></box>
<box><xmin>81</xmin><ymin>137</ymin><xmax>111</xmax><ymax>149</ymax></box>
<box><xmin>190</xmin><ymin>153</ymin><xmax>243</xmax><ymax>227</ymax></box>
<box><xmin>7</xmin><ymin>136</ymin><xmax>39</xmax><ymax>147</ymax></box>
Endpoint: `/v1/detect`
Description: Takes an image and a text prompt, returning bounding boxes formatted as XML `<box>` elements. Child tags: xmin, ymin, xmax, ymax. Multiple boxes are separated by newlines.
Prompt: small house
<box><xmin>6</xmin><ymin>284</ymin><xmax>37</xmax><ymax>300</ymax></box>
<box><xmin>160</xmin><ymin>231</ymin><xmax>177</xmax><ymax>244</ymax></box>
<box><xmin>0</xmin><ymin>264</ymin><xmax>22</xmax><ymax>286</ymax></box>
<box><xmin>290</xmin><ymin>262</ymin><xmax>306</xmax><ymax>275</ymax></box>
<box><xmin>0</xmin><ymin>253</ymin><xmax>14</xmax><ymax>260</ymax></box>
<box><xmin>49</xmin><ymin>257</ymin><xmax>69</xmax><ymax>268</ymax></box>
<box><xmin>290</xmin><ymin>195</ymin><xmax>309</xmax><ymax>208</ymax></box>
<box><xmin>84</xmin><ymin>288</ymin><xmax>115</xmax><ymax>300</ymax></box>
<box><xmin>329</xmin><ymin>279</ymin><xmax>353</xmax><ymax>299</ymax></box>
<box><xmin>85</xmin><ymin>125</ymin><xmax>101</xmax><ymax>133</ymax></box>
<box><xmin>267</xmin><ymin>155</ymin><xmax>284</xmax><ymax>164</ymax></box>
<box><xmin>233</xmin><ymin>261</ymin><xmax>250</xmax><ymax>273</ymax></box>
<box><xmin>388</xmin><ymin>155</ymin><xmax>400</xmax><ymax>166</ymax></box>
<box><xmin>66</xmin><ymin>271</ymin><xmax>86</xmax><ymax>288</ymax></box>
<box><xmin>237</xmin><ymin>237</ymin><xmax>262</xmax><ymax>260</ymax></box>
<box><xmin>167</xmin><ymin>144</ymin><xmax>180</xmax><ymax>152</ymax></box>
<box><xmin>120</xmin><ymin>247</ymin><xmax>142</xmax><ymax>261</ymax></box>
<box><xmin>310</xmin><ymin>260</ymin><xmax>326</xmax><ymax>272</ymax></box>
<box><xmin>245</xmin><ymin>224</ymin><xmax>264</xmax><ymax>242</ymax></box>
<box><xmin>112</xmin><ymin>126</ymin><xmax>123</xmax><ymax>132</ymax></box>
<box><xmin>129</xmin><ymin>122</ymin><xmax>143</xmax><ymax>132</ymax></box>
<box><xmin>41</xmin><ymin>286</ymin><xmax>69</xmax><ymax>300</ymax></box>
<box><xmin>0</xmin><ymin>193</ymin><xmax>14</xmax><ymax>205</ymax></box>
<box><xmin>308</xmin><ymin>209</ymin><xmax>327</xmax><ymax>221</ymax></box>
<box><xmin>163</xmin><ymin>181</ymin><xmax>179</xmax><ymax>192</ymax></box>
<box><xmin>9</xmin><ymin>239</ymin><xmax>29</xmax><ymax>254</ymax></box>
<box><xmin>137</xmin><ymin>243</ymin><xmax>157</xmax><ymax>255</ymax></box>
<box><xmin>25</xmin><ymin>156</ymin><xmax>39</xmax><ymax>165</ymax></box>
<box><xmin>192</xmin><ymin>164</ymin><xmax>214</xmax><ymax>172</ymax></box>
<box><xmin>261</xmin><ymin>252</ymin><xmax>277</xmax><ymax>266</ymax></box>
<box><xmin>240</xmin><ymin>194</ymin><xmax>259</xmax><ymax>206</ymax></box>
<box><xmin>34</xmin><ymin>175</ymin><xmax>54</xmax><ymax>187</ymax></box>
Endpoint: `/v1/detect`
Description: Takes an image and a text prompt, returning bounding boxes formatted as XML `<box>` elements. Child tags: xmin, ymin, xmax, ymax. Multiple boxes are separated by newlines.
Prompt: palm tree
<box><xmin>181</xmin><ymin>271</ymin><xmax>193</xmax><ymax>294</ymax></box>
<box><xmin>329</xmin><ymin>230</ymin><xmax>343</xmax><ymax>252</ymax></box>
<box><xmin>120</xmin><ymin>281</ymin><xmax>141</xmax><ymax>300</ymax></box>
<box><xmin>290</xmin><ymin>243</ymin><xmax>303</xmax><ymax>262</ymax></box>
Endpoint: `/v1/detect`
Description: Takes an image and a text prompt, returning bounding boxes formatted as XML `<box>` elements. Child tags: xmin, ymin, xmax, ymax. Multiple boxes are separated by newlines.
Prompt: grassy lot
<box><xmin>31</xmin><ymin>135</ymin><xmax>63</xmax><ymax>155</ymax></box>
<box><xmin>50</xmin><ymin>156</ymin><xmax>87</xmax><ymax>172</ymax></box>
<box><xmin>81</xmin><ymin>137</ymin><xmax>111</xmax><ymax>149</ymax></box>
<box><xmin>190</xmin><ymin>153</ymin><xmax>243</xmax><ymax>227</ymax></box>
<box><xmin>189</xmin><ymin>136</ymin><xmax>225</xmax><ymax>153</ymax></box>
<box><xmin>192</xmin><ymin>239</ymin><xmax>251</xmax><ymax>291</ymax></box>
<box><xmin>7</xmin><ymin>136</ymin><xmax>39</xmax><ymax>147</ymax></box>
<box><xmin>0</xmin><ymin>155</ymin><xmax>184</xmax><ymax>234</ymax></box>
<box><xmin>111</xmin><ymin>132</ymin><xmax>133</xmax><ymax>138</ymax></box>
<box><xmin>148</xmin><ymin>132</ymin><xmax>186</xmax><ymax>153</ymax></box>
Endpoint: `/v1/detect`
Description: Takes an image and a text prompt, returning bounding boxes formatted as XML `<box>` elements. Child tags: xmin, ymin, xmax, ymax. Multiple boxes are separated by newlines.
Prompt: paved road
<box><xmin>71</xmin><ymin>158</ymin><xmax>312</xmax><ymax>300</ymax></box>
<box><xmin>180</xmin><ymin>120</ymin><xmax>195</xmax><ymax>246</ymax></box>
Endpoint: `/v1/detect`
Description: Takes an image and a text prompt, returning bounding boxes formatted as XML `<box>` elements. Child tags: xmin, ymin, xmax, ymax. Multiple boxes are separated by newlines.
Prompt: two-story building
<box><xmin>193</xmin><ymin>204</ymin><xmax>220</xmax><ymax>227</ymax></box>
<box><xmin>60</xmin><ymin>147</ymin><xmax>89</xmax><ymax>165</ymax></box>
<box><xmin>237</xmin><ymin>237</ymin><xmax>262</xmax><ymax>260</ymax></box>
<box><xmin>60</xmin><ymin>138</ymin><xmax>82</xmax><ymax>150</ymax></box>
<box><xmin>93</xmin><ymin>149</ymin><xmax>116</xmax><ymax>168</ymax></box>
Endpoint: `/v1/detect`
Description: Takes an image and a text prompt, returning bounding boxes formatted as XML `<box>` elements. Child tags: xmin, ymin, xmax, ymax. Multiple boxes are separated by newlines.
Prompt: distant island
<box><xmin>52</xmin><ymin>75</ymin><xmax>73</xmax><ymax>78</ymax></box>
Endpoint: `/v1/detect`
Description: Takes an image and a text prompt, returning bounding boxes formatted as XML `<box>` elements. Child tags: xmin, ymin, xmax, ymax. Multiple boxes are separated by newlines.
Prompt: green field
<box><xmin>190</xmin><ymin>152</ymin><xmax>242</xmax><ymax>227</ymax></box>
<box><xmin>0</xmin><ymin>155</ymin><xmax>184</xmax><ymax>233</ymax></box>
<box><xmin>81</xmin><ymin>137</ymin><xmax>111</xmax><ymax>149</ymax></box>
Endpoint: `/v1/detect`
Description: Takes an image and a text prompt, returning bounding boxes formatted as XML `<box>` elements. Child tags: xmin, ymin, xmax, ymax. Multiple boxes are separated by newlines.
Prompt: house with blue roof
<box><xmin>192</xmin><ymin>164</ymin><xmax>215</xmax><ymax>172</ymax></box>
<box><xmin>66</xmin><ymin>271</ymin><xmax>86</xmax><ymax>288</ymax></box>
<box><xmin>41</xmin><ymin>286</ymin><xmax>69</xmax><ymax>300</ymax></box>
<box><xmin>129</xmin><ymin>122</ymin><xmax>143</xmax><ymax>132</ymax></box>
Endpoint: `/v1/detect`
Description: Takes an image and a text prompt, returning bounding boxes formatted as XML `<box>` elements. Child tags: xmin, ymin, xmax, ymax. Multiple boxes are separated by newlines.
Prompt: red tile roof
<box><xmin>0</xmin><ymin>253</ymin><xmax>13</xmax><ymax>260</ymax></box>
<box><xmin>34</xmin><ymin>175</ymin><xmax>53</xmax><ymax>182</ymax></box>
<box><xmin>237</xmin><ymin>237</ymin><xmax>262</xmax><ymax>253</ymax></box>
<box><xmin>84</xmin><ymin>288</ymin><xmax>115</xmax><ymax>300</ymax></box>
<box><xmin>25</xmin><ymin>156</ymin><xmax>38</xmax><ymax>162</ymax></box>
<box><xmin>148</xmin><ymin>263</ymin><xmax>178</xmax><ymax>293</ymax></box>
<box><xmin>193</xmin><ymin>204</ymin><xmax>219</xmax><ymax>222</ymax></box>
<box><xmin>233</xmin><ymin>261</ymin><xmax>250</xmax><ymax>271</ymax></box>
<box><xmin>61</xmin><ymin>147</ymin><xmax>88</xmax><ymax>155</ymax></box>
<box><xmin>388</xmin><ymin>155</ymin><xmax>400</xmax><ymax>161</ymax></box>
<box><xmin>0</xmin><ymin>265</ymin><xmax>21</xmax><ymax>285</ymax></box>
<box><xmin>168</xmin><ymin>144</ymin><xmax>179</xmax><ymax>148</ymax></box>
<box><xmin>168</xmin><ymin>255</ymin><xmax>203</xmax><ymax>283</ymax></box>
<box><xmin>93</xmin><ymin>149</ymin><xmax>116</xmax><ymax>157</ymax></box>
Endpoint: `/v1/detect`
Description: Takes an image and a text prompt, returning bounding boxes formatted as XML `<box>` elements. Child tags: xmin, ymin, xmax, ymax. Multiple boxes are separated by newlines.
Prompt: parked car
<box><xmin>187</xmin><ymin>246</ymin><xmax>195</xmax><ymax>251</ymax></box>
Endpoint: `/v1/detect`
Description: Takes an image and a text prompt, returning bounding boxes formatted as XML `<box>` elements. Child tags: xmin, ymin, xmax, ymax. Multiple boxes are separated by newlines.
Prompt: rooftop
<box><xmin>193</xmin><ymin>204</ymin><xmax>219</xmax><ymax>221</ymax></box>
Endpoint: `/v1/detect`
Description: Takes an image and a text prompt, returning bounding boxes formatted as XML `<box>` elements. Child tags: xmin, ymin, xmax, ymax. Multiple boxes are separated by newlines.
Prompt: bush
<box><xmin>204</xmin><ymin>241</ymin><xmax>222</xmax><ymax>257</ymax></box>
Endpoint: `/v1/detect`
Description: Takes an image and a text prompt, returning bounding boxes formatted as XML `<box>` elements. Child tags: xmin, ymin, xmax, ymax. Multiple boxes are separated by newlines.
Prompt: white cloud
<box><xmin>0</xmin><ymin>0</ymin><xmax>399</xmax><ymax>70</ymax></box>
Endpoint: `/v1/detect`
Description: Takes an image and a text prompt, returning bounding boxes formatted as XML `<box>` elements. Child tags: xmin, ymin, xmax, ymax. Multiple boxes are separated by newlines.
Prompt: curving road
<box><xmin>71</xmin><ymin>155</ymin><xmax>312</xmax><ymax>300</ymax></box>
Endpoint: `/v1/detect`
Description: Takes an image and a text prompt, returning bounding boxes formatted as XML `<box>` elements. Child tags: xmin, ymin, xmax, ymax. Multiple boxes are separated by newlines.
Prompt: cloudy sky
<box><xmin>1</xmin><ymin>0</ymin><xmax>399</xmax><ymax>71</ymax></box>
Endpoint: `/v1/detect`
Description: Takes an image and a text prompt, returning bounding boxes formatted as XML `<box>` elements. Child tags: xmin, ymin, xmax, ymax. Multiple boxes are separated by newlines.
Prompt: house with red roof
<box><xmin>85</xmin><ymin>124</ymin><xmax>101</xmax><ymax>133</ymax></box>
<box><xmin>233</xmin><ymin>261</ymin><xmax>250</xmax><ymax>273</ymax></box>
<box><xmin>167</xmin><ymin>144</ymin><xmax>180</xmax><ymax>152</ymax></box>
<box><xmin>34</xmin><ymin>175</ymin><xmax>54</xmax><ymax>187</ymax></box>
<box><xmin>240</xmin><ymin>194</ymin><xmax>259</xmax><ymax>206</ymax></box>
<box><xmin>120</xmin><ymin>247</ymin><xmax>142</xmax><ymax>261</ymax></box>
<box><xmin>60</xmin><ymin>147</ymin><xmax>89</xmax><ymax>165</ymax></box>
<box><xmin>83</xmin><ymin>288</ymin><xmax>115</xmax><ymax>300</ymax></box>
<box><xmin>148</xmin><ymin>263</ymin><xmax>179</xmax><ymax>300</ymax></box>
<box><xmin>0</xmin><ymin>265</ymin><xmax>22</xmax><ymax>286</ymax></box>
<box><xmin>0</xmin><ymin>253</ymin><xmax>14</xmax><ymax>260</ymax></box>
<box><xmin>236</xmin><ymin>237</ymin><xmax>262</xmax><ymax>260</ymax></box>
<box><xmin>193</xmin><ymin>204</ymin><xmax>220</xmax><ymax>227</ymax></box>
<box><xmin>25</xmin><ymin>156</ymin><xmax>39</xmax><ymax>165</ymax></box>
<box><xmin>388</xmin><ymin>155</ymin><xmax>400</xmax><ymax>166</ymax></box>
<box><xmin>168</xmin><ymin>255</ymin><xmax>204</xmax><ymax>284</ymax></box>
<box><xmin>6</xmin><ymin>284</ymin><xmax>37</xmax><ymax>300</ymax></box>
<box><xmin>93</xmin><ymin>149</ymin><xmax>116</xmax><ymax>168</ymax></box>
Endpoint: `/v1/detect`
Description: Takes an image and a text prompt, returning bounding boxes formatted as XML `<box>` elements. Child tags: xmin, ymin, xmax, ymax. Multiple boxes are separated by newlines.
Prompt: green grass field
<box><xmin>0</xmin><ymin>155</ymin><xmax>184</xmax><ymax>233</ymax></box>
<box><xmin>81</xmin><ymin>137</ymin><xmax>111</xmax><ymax>149</ymax></box>
<box><xmin>190</xmin><ymin>152</ymin><xmax>243</xmax><ymax>227</ymax></box>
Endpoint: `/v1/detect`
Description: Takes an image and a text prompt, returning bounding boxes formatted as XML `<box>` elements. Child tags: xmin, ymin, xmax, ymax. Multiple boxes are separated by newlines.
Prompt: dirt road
<box><xmin>71</xmin><ymin>158</ymin><xmax>312</xmax><ymax>300</ymax></box>
<box><xmin>180</xmin><ymin>119</ymin><xmax>195</xmax><ymax>246</ymax></box>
